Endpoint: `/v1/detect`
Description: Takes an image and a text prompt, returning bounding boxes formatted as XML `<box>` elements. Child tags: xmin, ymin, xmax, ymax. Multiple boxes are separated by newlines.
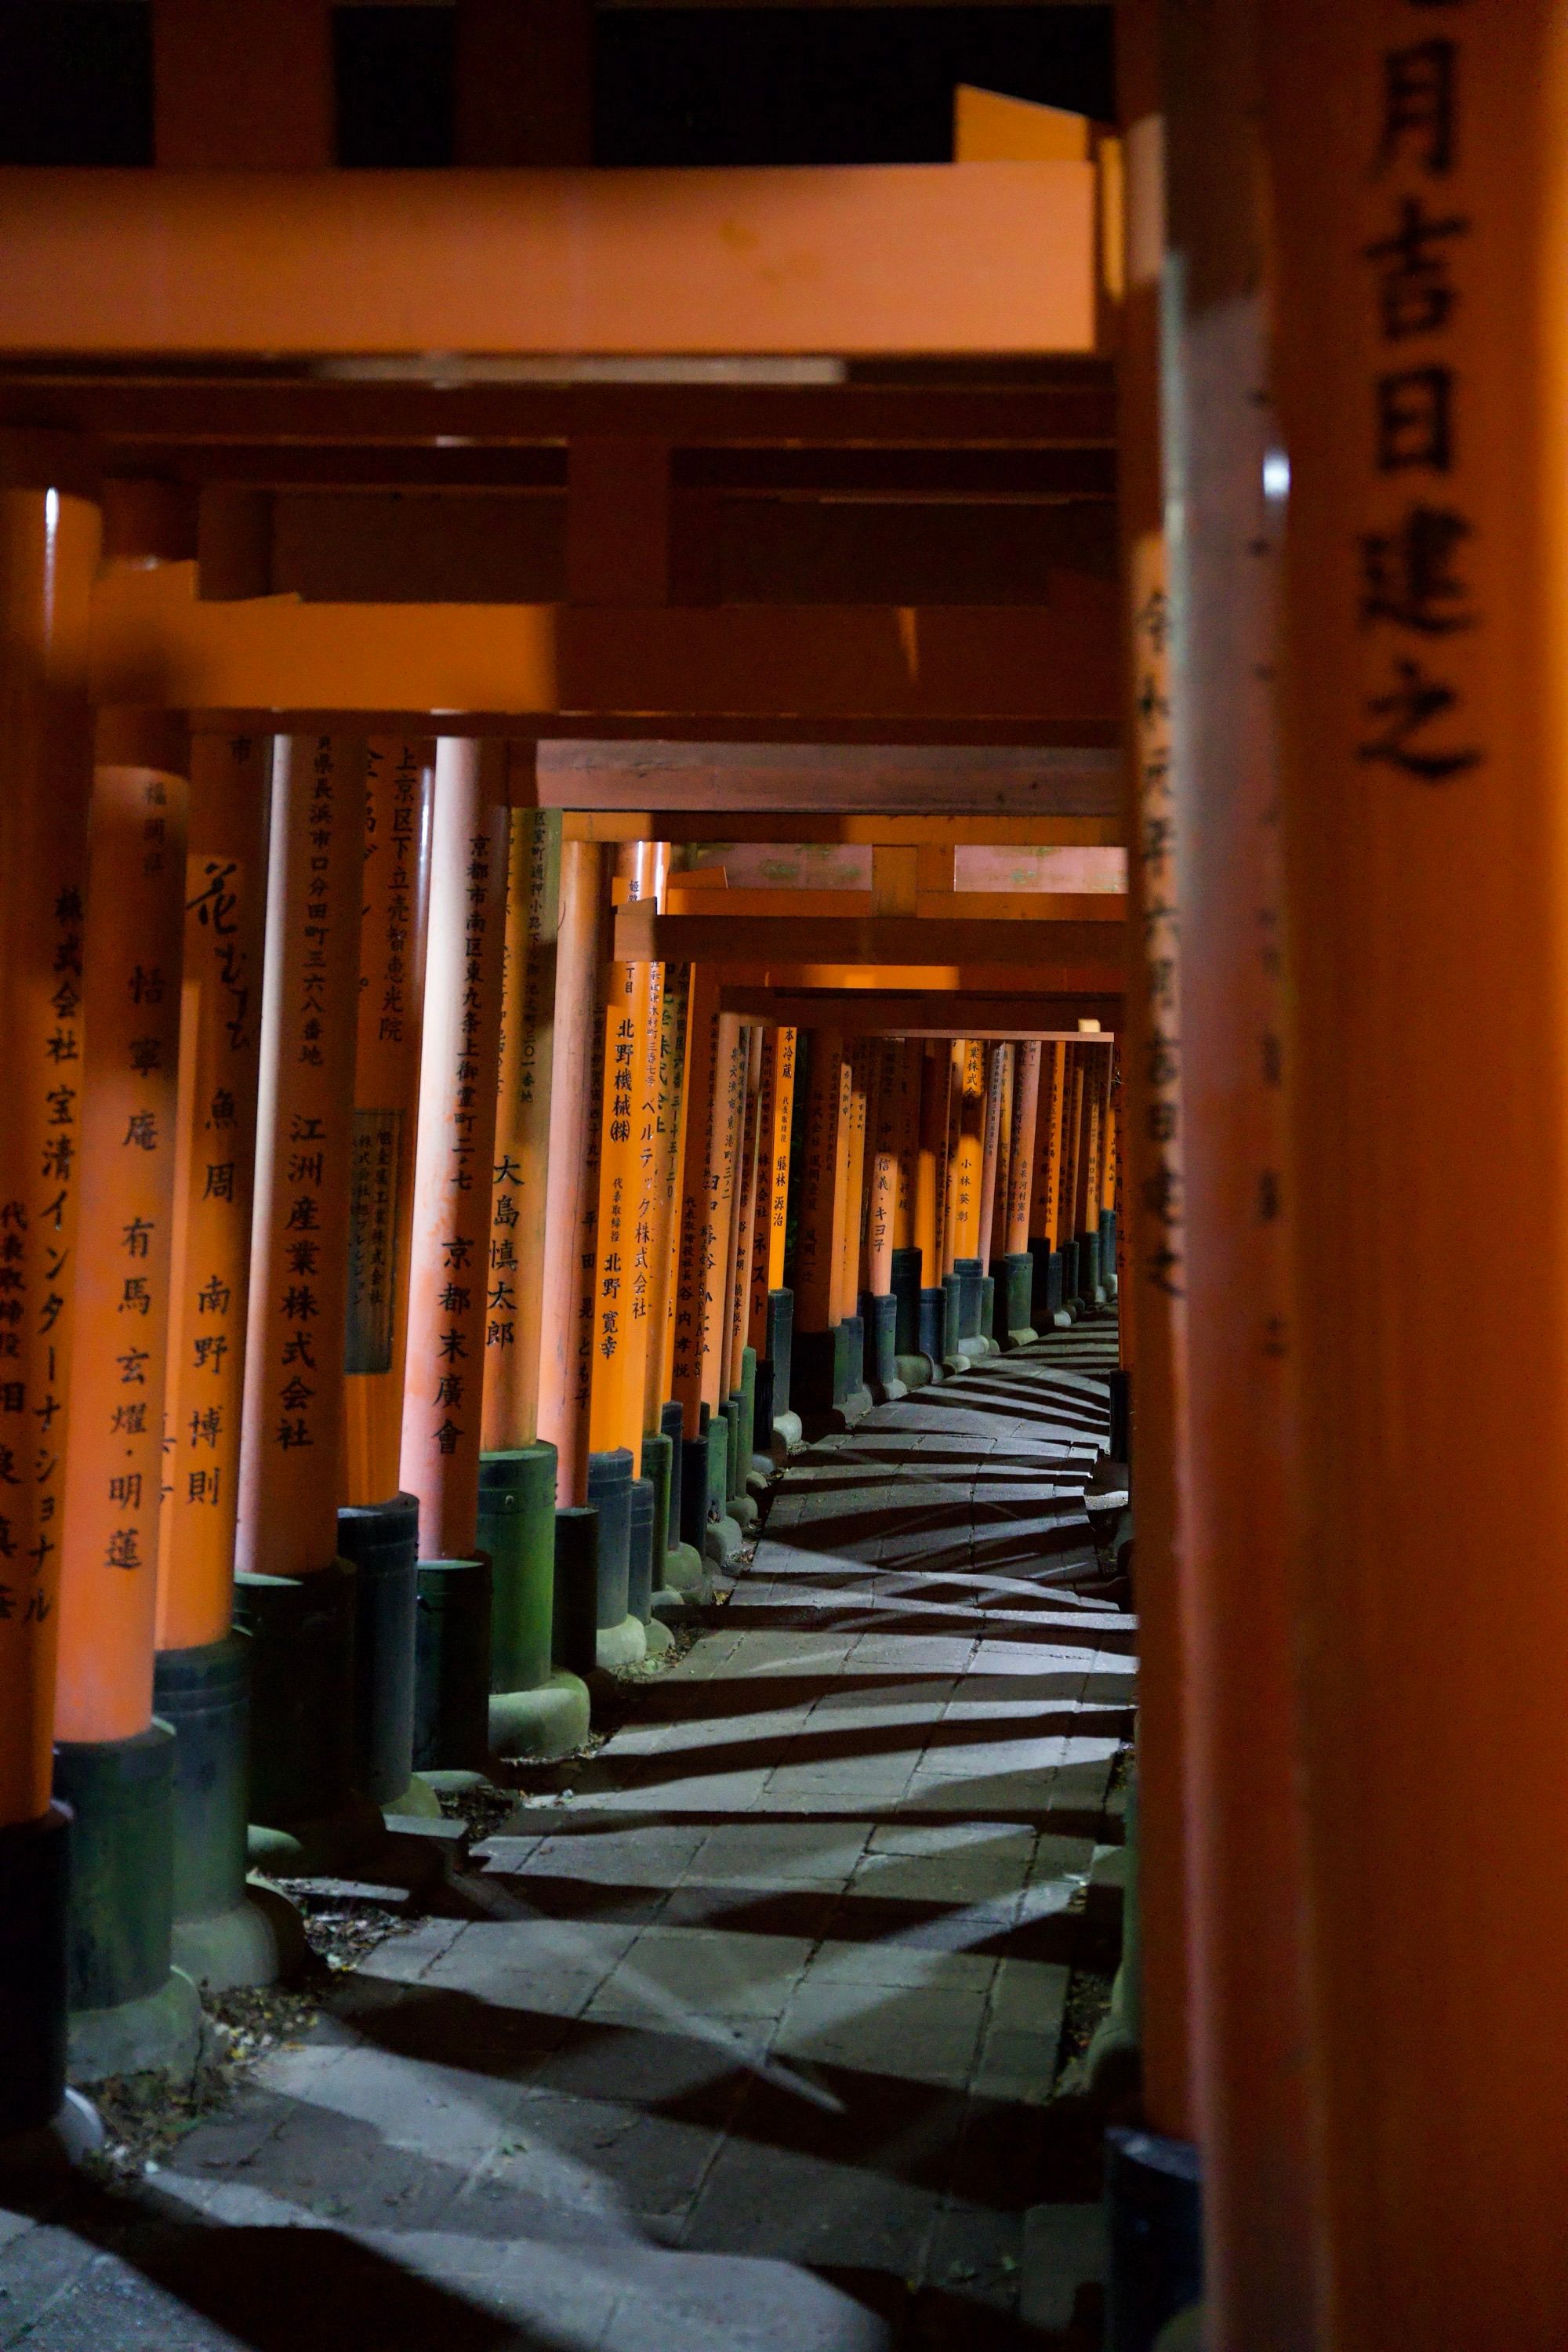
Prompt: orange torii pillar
<box><xmin>1029</xmin><ymin>1040</ymin><xmax>1070</xmax><ymax>1330</ymax></box>
<box><xmin>670</xmin><ymin>966</ymin><xmax>717</xmax><ymax>1554</ymax></box>
<box><xmin>1252</xmin><ymin>4</ymin><xmax>1568</xmax><ymax>2343</ymax></box>
<box><xmin>643</xmin><ymin>959</ymin><xmax>705</xmax><ymax>1592</ymax></box>
<box><xmin>703</xmin><ymin>1011</ymin><xmax>750</xmax><ymax>1553</ymax></box>
<box><xmin>911</xmin><ymin>1039</ymin><xmax>949</xmax><ymax>1378</ymax></box>
<box><xmin>534</xmin><ymin>836</ymin><xmax>606</xmax><ymax>1667</ymax></box>
<box><xmin>720</xmin><ymin>1022</ymin><xmax>765</xmax><ymax>1527</ymax></box>
<box><xmin>789</xmin><ymin>1025</ymin><xmax>848</xmax><ymax>1434</ymax></box>
<box><xmin>51</xmin><ymin>713</ymin><xmax>201</xmax><ymax>2081</ymax></box>
<box><xmin>0</xmin><ymin>448</ymin><xmax>98</xmax><ymax>2145</ymax></box>
<box><xmin>234</xmin><ymin>735</ymin><xmax>368</xmax><ymax>1870</ymax></box>
<box><xmin>153</xmin><ymin>729</ymin><xmax>299</xmax><ymax>1996</ymax></box>
<box><xmin>1076</xmin><ymin>1036</ymin><xmax>1112</xmax><ymax>1309</ymax></box>
<box><xmin>337</xmin><ymin>738</ymin><xmax>434</xmax><ymax>1818</ymax></box>
<box><xmin>975</xmin><ymin>1039</ymin><xmax>1010</xmax><ymax>1356</ymax></box>
<box><xmin>1058</xmin><ymin>1044</ymin><xmax>1087</xmax><ymax>1318</ymax></box>
<box><xmin>999</xmin><ymin>1040</ymin><xmax>1041</xmax><ymax>1348</ymax></box>
<box><xmin>477</xmin><ymin>808</ymin><xmax>591</xmax><ymax>1751</ymax></box>
<box><xmin>672</xmin><ymin>979</ymin><xmax>746</xmax><ymax>1563</ymax></box>
<box><xmin>583</xmin><ymin>840</ymin><xmax>672</xmax><ymax>1667</ymax></box>
<box><xmin>397</xmin><ymin>740</ymin><xmax>511</xmax><ymax>1773</ymax></box>
<box><xmin>944</xmin><ymin>1039</ymin><xmax>987</xmax><ymax>1367</ymax></box>
<box><xmin>860</xmin><ymin>1036</ymin><xmax>907</xmax><ymax>1403</ymax></box>
<box><xmin>1098</xmin><ymin>0</ymin><xmax>1200</xmax><ymax>2293</ymax></box>
<box><xmin>833</xmin><ymin>1039</ymin><xmax>873</xmax><ymax>1422</ymax></box>
<box><xmin>747</xmin><ymin>1022</ymin><xmax>799</xmax><ymax>1461</ymax></box>
<box><xmin>884</xmin><ymin>1036</ymin><xmax>927</xmax><ymax>1388</ymax></box>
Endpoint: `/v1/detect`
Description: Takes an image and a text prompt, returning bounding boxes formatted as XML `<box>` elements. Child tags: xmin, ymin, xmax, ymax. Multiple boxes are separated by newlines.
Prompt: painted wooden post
<box><xmin>834</xmin><ymin>1041</ymin><xmax>871</xmax><ymax>1417</ymax></box>
<box><xmin>793</xmin><ymin>1027</ymin><xmax>845</xmax><ymax>1425</ymax></box>
<box><xmin>748</xmin><ymin>1022</ymin><xmax>798</xmax><ymax>1454</ymax></box>
<box><xmin>999</xmin><ymin>1038</ymin><xmax>1041</xmax><ymax>1348</ymax></box>
<box><xmin>482</xmin><ymin>809</ymin><xmax>559</xmax><ymax>1457</ymax></box>
<box><xmin>860</xmin><ymin>1036</ymin><xmax>904</xmax><ymax>1401</ymax></box>
<box><xmin>343</xmin><ymin>738</ymin><xmax>434</xmax><ymax>1510</ymax></box>
<box><xmin>397</xmin><ymin>740</ymin><xmax>509</xmax><ymax>1768</ymax></box>
<box><xmin>52</xmin><ymin>713</ymin><xmax>201</xmax><ymax>2067</ymax></box>
<box><xmin>644</xmin><ymin>957</ymin><xmax>699</xmax><ymax>1583</ymax></box>
<box><xmin>1108</xmin><ymin>0</ymin><xmax>1197</xmax><ymax>2198</ymax></box>
<box><xmin>1258</xmin><ymin>2</ymin><xmax>1568</xmax><ymax>2341</ymax></box>
<box><xmin>234</xmin><ymin>735</ymin><xmax>366</xmax><ymax>1838</ymax></box>
<box><xmin>0</xmin><ymin>450</ymin><xmax>100</xmax><ymax>2133</ymax></box>
<box><xmin>1030</xmin><ymin>1040</ymin><xmax>1069</xmax><ymax>1329</ymax></box>
<box><xmin>152</xmin><ymin>727</ymin><xmax>286</xmax><ymax>1993</ymax></box>
<box><xmin>723</xmin><ymin>1024</ymin><xmax>764</xmax><ymax>1518</ymax></box>
<box><xmin>975</xmin><ymin>1040</ymin><xmax>1009</xmax><ymax>1355</ymax></box>
<box><xmin>886</xmin><ymin>1035</ymin><xmax>927</xmax><ymax>1384</ymax></box>
<box><xmin>949</xmin><ymin>1038</ymin><xmax>986</xmax><ymax>1357</ymax></box>
<box><xmin>535</xmin><ymin>838</ymin><xmax>599</xmax><ymax>1509</ymax></box>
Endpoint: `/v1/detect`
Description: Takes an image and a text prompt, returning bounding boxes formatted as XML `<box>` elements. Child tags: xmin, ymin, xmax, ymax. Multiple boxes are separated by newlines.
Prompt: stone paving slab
<box><xmin>0</xmin><ymin>1318</ymin><xmax>1131</xmax><ymax>2351</ymax></box>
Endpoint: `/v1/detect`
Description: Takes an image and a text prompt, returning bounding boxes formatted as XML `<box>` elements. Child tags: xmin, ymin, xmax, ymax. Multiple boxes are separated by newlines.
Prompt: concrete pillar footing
<box><xmin>704</xmin><ymin>1514</ymin><xmax>744</xmax><ymax>1566</ymax></box>
<box><xmin>1005</xmin><ymin>1325</ymin><xmax>1040</xmax><ymax>1351</ymax></box>
<box><xmin>733</xmin><ymin>1490</ymin><xmax>760</xmax><ymax>1529</ymax></box>
<box><xmin>67</xmin><ymin>1967</ymin><xmax>206</xmax><ymax>2090</ymax></box>
<box><xmin>892</xmin><ymin>1352</ymin><xmax>932</xmax><ymax>1389</ymax></box>
<box><xmin>1052</xmin><ymin>1308</ymin><xmax>1075</xmax><ymax>1330</ymax></box>
<box><xmin>383</xmin><ymin>1775</ymin><xmax>445</xmax><ymax>1820</ymax></box>
<box><xmin>488</xmin><ymin>1671</ymin><xmax>591</xmax><ymax>1760</ymax></box>
<box><xmin>0</xmin><ymin>2091</ymin><xmax>104</xmax><ymax>2182</ymax></box>
<box><xmin>595</xmin><ymin>1612</ymin><xmax>648</xmax><ymax>1671</ymax></box>
<box><xmin>663</xmin><ymin>1539</ymin><xmax>706</xmax><ymax>1592</ymax></box>
<box><xmin>1152</xmin><ymin>2307</ymin><xmax>1206</xmax><ymax>2351</ymax></box>
<box><xmin>644</xmin><ymin>1615</ymin><xmax>674</xmax><ymax>1659</ymax></box>
<box><xmin>769</xmin><ymin>1408</ymin><xmax>804</xmax><ymax>1460</ymax></box>
<box><xmin>172</xmin><ymin>1881</ymin><xmax>309</xmax><ymax>1994</ymax></box>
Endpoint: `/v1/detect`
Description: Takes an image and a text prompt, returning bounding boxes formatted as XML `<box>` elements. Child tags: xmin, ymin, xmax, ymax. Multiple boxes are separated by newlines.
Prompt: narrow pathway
<box><xmin>0</xmin><ymin>1323</ymin><xmax>1133</xmax><ymax>2352</ymax></box>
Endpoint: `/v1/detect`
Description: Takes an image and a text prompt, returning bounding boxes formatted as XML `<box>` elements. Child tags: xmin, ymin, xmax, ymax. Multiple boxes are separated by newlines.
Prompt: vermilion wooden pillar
<box><xmin>398</xmin><ymin>741</ymin><xmax>509</xmax><ymax>1766</ymax></box>
<box><xmin>747</xmin><ymin>1022</ymin><xmax>798</xmax><ymax>1451</ymax></box>
<box><xmin>343</xmin><ymin>739</ymin><xmax>434</xmax><ymax>1509</ymax></box>
<box><xmin>1115</xmin><ymin>0</ymin><xmax>1197</xmax><ymax>2171</ymax></box>
<box><xmin>999</xmin><ymin>1039</ymin><xmax>1040</xmax><ymax>1347</ymax></box>
<box><xmin>535</xmin><ymin>839</ymin><xmax>600</xmax><ymax>1508</ymax></box>
<box><xmin>56</xmin><ymin>727</ymin><xmax>190</xmax><ymax>1749</ymax></box>
<box><xmin>158</xmin><ymin>732</ymin><xmax>269</xmax><ymax>1656</ymax></box>
<box><xmin>1262</xmin><ymin>2</ymin><xmax>1568</xmax><ymax>2341</ymax></box>
<box><xmin>0</xmin><ymin>450</ymin><xmax>100</xmax><ymax>2132</ymax></box>
<box><xmin>234</xmin><ymin>735</ymin><xmax>365</xmax><ymax>1836</ymax></box>
<box><xmin>482</xmin><ymin>810</ymin><xmax>559</xmax><ymax>1457</ymax></box>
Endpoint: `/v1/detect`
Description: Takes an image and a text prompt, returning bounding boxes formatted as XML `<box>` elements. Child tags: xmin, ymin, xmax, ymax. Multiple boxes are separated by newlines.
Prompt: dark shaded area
<box><xmin>335</xmin><ymin>5</ymin><xmax>457</xmax><ymax>168</ymax></box>
<box><xmin>595</xmin><ymin>7</ymin><xmax>1114</xmax><ymax>165</ymax></box>
<box><xmin>0</xmin><ymin>3</ymin><xmax>153</xmax><ymax>165</ymax></box>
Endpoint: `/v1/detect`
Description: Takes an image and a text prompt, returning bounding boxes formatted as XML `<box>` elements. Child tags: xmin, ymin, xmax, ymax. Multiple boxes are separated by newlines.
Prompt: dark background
<box><xmin>0</xmin><ymin>2</ymin><xmax>1114</xmax><ymax>168</ymax></box>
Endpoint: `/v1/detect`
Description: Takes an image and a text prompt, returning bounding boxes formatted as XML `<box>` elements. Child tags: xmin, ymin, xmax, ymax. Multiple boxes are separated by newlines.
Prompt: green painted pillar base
<box><xmin>705</xmin><ymin>1413</ymin><xmax>742</xmax><ymax>1565</ymax></box>
<box><xmin>861</xmin><ymin>1292</ymin><xmax>907</xmax><ymax>1404</ymax></box>
<box><xmin>596</xmin><ymin>1613</ymin><xmax>648</xmax><ymax>1671</ymax></box>
<box><xmin>972</xmin><ymin>1271</ymin><xmax>1000</xmax><ymax>1356</ymax></box>
<box><xmin>234</xmin><ymin>1557</ymin><xmax>358</xmax><ymax>1830</ymax></box>
<box><xmin>479</xmin><ymin>1443</ymin><xmax>558</xmax><ymax>1694</ymax></box>
<box><xmin>552</xmin><ymin>1506</ymin><xmax>600</xmax><ymax>1682</ymax></box>
<box><xmin>413</xmin><ymin>1556</ymin><xmax>492</xmax><ymax>1773</ymax></box>
<box><xmin>724</xmin><ymin>1392</ymin><xmax>758</xmax><ymax>1527</ymax></box>
<box><xmin>941</xmin><ymin>1272</ymin><xmax>971</xmax><ymax>1374</ymax></box>
<box><xmin>997</xmin><ymin>1250</ymin><xmax>1038</xmax><ymax>1349</ymax></box>
<box><xmin>153</xmin><ymin>1634</ymin><xmax>305</xmax><ymax>1992</ymax></box>
<box><xmin>337</xmin><ymin>1496</ymin><xmax>418</xmax><ymax>1807</ymax></box>
<box><xmin>53</xmin><ymin>1725</ymin><xmax>205</xmax><ymax>2086</ymax></box>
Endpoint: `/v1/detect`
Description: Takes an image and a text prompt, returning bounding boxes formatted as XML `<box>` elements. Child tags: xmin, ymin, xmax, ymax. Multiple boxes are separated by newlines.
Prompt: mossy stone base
<box><xmin>383</xmin><ymin>1774</ymin><xmax>445</xmax><ymax>1820</ymax></box>
<box><xmin>704</xmin><ymin>1513</ymin><xmax>744</xmax><ymax>1567</ymax></box>
<box><xmin>644</xmin><ymin>1615</ymin><xmax>674</xmax><ymax>1659</ymax></box>
<box><xmin>246</xmin><ymin>1793</ymin><xmax>389</xmax><ymax>1878</ymax></box>
<box><xmin>488</xmin><ymin>1670</ymin><xmax>591</xmax><ymax>1760</ymax></box>
<box><xmin>171</xmin><ymin>1881</ymin><xmax>308</xmax><ymax>1994</ymax></box>
<box><xmin>596</xmin><ymin>1612</ymin><xmax>648</xmax><ymax>1671</ymax></box>
<box><xmin>67</xmin><ymin>1966</ymin><xmax>205</xmax><ymax>2090</ymax></box>
<box><xmin>664</xmin><ymin>1538</ymin><xmax>706</xmax><ymax>1592</ymax></box>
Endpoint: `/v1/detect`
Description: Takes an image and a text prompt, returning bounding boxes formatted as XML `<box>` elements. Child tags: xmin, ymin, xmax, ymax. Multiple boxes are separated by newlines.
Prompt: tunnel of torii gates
<box><xmin>10</xmin><ymin>0</ymin><xmax>1568</xmax><ymax>2347</ymax></box>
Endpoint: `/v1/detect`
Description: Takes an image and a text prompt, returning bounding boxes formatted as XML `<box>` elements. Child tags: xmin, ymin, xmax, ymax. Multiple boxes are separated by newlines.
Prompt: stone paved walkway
<box><xmin>0</xmin><ymin>1320</ymin><xmax>1132</xmax><ymax>2352</ymax></box>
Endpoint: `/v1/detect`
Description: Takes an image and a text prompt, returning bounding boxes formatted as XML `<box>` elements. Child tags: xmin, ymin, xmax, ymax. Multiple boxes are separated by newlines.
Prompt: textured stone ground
<box><xmin>0</xmin><ymin>1321</ymin><xmax>1130</xmax><ymax>2351</ymax></box>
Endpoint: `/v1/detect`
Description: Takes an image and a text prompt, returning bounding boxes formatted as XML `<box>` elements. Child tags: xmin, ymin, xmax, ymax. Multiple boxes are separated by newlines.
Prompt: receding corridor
<box><xmin>0</xmin><ymin>1323</ymin><xmax>1130</xmax><ymax>2352</ymax></box>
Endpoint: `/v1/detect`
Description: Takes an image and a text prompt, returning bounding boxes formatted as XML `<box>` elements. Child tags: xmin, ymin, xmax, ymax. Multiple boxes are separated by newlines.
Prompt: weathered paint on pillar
<box><xmin>793</xmin><ymin>1028</ymin><xmax>844</xmax><ymax>1336</ymax></box>
<box><xmin>940</xmin><ymin>1041</ymin><xmax>963</xmax><ymax>1277</ymax></box>
<box><xmin>1032</xmin><ymin>1040</ymin><xmax>1069</xmax><ymax>1253</ymax></box>
<box><xmin>398</xmin><ymin>740</ymin><xmax>508</xmax><ymax>1560</ymax></box>
<box><xmin>1261</xmin><ymin>2</ymin><xmax>1568</xmax><ymax>2340</ymax></box>
<box><xmin>343</xmin><ymin>737</ymin><xmax>434</xmax><ymax>1508</ymax></box>
<box><xmin>535</xmin><ymin>837</ymin><xmax>599</xmax><ymax>1505</ymax></box>
<box><xmin>890</xmin><ymin>1037</ymin><xmax>919</xmax><ymax>1254</ymax></box>
<box><xmin>54</xmin><ymin>725</ymin><xmax>188</xmax><ymax>1744</ymax></box>
<box><xmin>236</xmin><ymin>736</ymin><xmax>366</xmax><ymax>1580</ymax></box>
<box><xmin>0</xmin><ymin>463</ymin><xmax>99</xmax><ymax>1825</ymax></box>
<box><xmin>623</xmin><ymin>844</ymin><xmax>671</xmax><ymax>1436</ymax></box>
<box><xmin>156</xmin><ymin>730</ymin><xmax>268</xmax><ymax>1654</ymax></box>
<box><xmin>481</xmin><ymin>810</ymin><xmax>560</xmax><ymax>1452</ymax></box>
<box><xmin>1005</xmin><ymin>1041</ymin><xmax>1041</xmax><ymax>1258</ymax></box>
<box><xmin>589</xmin><ymin>880</ymin><xmax>646</xmax><ymax>1457</ymax></box>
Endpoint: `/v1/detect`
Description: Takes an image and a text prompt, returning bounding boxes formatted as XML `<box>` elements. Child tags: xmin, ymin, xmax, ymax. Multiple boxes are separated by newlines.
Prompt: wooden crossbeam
<box><xmin>0</xmin><ymin>164</ymin><xmax>1098</xmax><ymax>359</ymax></box>
<box><xmin>538</xmin><ymin>739</ymin><xmax>1120</xmax><ymax>812</ymax></box>
<box><xmin>613</xmin><ymin>902</ymin><xmax>1127</xmax><ymax>984</ymax></box>
<box><xmin>719</xmin><ymin>987</ymin><xmax>1122</xmax><ymax>1036</ymax></box>
<box><xmin>562</xmin><ymin>810</ymin><xmax>1124</xmax><ymax>845</ymax></box>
